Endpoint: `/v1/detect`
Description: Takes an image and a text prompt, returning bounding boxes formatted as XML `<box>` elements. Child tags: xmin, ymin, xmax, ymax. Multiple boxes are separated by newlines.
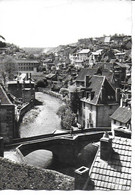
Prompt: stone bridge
<box><xmin>16</xmin><ymin>130</ymin><xmax>110</xmax><ymax>165</ymax></box>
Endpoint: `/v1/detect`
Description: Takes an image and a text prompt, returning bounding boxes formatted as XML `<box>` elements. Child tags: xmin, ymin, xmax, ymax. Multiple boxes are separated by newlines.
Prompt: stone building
<box><xmin>16</xmin><ymin>59</ymin><xmax>40</xmax><ymax>74</ymax></box>
<box><xmin>79</xmin><ymin>75</ymin><xmax>119</xmax><ymax>128</ymax></box>
<box><xmin>7</xmin><ymin>73</ymin><xmax>35</xmax><ymax>103</ymax></box>
<box><xmin>0</xmin><ymin>85</ymin><xmax>16</xmax><ymax>142</ymax></box>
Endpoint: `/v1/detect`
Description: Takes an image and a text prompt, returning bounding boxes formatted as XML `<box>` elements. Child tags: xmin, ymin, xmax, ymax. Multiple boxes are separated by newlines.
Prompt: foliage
<box><xmin>70</xmin><ymin>90</ymin><xmax>81</xmax><ymax>114</ymax></box>
<box><xmin>0</xmin><ymin>56</ymin><xmax>17</xmax><ymax>81</ymax></box>
<box><xmin>57</xmin><ymin>104</ymin><xmax>76</xmax><ymax>130</ymax></box>
<box><xmin>35</xmin><ymin>79</ymin><xmax>47</xmax><ymax>88</ymax></box>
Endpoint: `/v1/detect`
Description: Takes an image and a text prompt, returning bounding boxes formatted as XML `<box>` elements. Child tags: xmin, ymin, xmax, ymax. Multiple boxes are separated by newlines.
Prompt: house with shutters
<box><xmin>79</xmin><ymin>75</ymin><xmax>119</xmax><ymax>128</ymax></box>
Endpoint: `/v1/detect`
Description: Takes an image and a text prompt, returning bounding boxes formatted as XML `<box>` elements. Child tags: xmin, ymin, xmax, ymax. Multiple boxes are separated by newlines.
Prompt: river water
<box><xmin>5</xmin><ymin>92</ymin><xmax>75</xmax><ymax>176</ymax></box>
<box><xmin>19</xmin><ymin>92</ymin><xmax>63</xmax><ymax>137</ymax></box>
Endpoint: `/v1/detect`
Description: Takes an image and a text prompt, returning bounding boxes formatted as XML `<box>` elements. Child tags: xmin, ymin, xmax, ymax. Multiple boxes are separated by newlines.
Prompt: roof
<box><xmin>78</xmin><ymin>49</ymin><xmax>90</xmax><ymax>54</ymax></box>
<box><xmin>92</xmin><ymin>49</ymin><xmax>103</xmax><ymax>56</ymax></box>
<box><xmin>7</xmin><ymin>80</ymin><xmax>34</xmax><ymax>85</ymax></box>
<box><xmin>45</xmin><ymin>73</ymin><xmax>56</xmax><ymax>79</ymax></box>
<box><xmin>81</xmin><ymin>75</ymin><xmax>105</xmax><ymax>105</ymax></box>
<box><xmin>114</xmin><ymin>62</ymin><xmax>127</xmax><ymax>68</ymax></box>
<box><xmin>110</xmin><ymin>106</ymin><xmax>131</xmax><ymax>123</ymax></box>
<box><xmin>104</xmin><ymin>36</ymin><xmax>111</xmax><ymax>43</ymax></box>
<box><xmin>115</xmin><ymin>52</ymin><xmax>125</xmax><ymax>56</ymax></box>
<box><xmin>16</xmin><ymin>59</ymin><xmax>39</xmax><ymax>63</ymax></box>
<box><xmin>89</xmin><ymin>136</ymin><xmax>131</xmax><ymax>190</ymax></box>
<box><xmin>0</xmin><ymin>85</ymin><xmax>12</xmax><ymax>105</ymax></box>
<box><xmin>76</xmin><ymin>68</ymin><xmax>98</xmax><ymax>81</ymax></box>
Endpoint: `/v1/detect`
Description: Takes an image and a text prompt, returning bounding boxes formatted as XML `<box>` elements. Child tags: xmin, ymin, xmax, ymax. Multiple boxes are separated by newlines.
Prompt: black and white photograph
<box><xmin>0</xmin><ymin>0</ymin><xmax>134</xmax><ymax>192</ymax></box>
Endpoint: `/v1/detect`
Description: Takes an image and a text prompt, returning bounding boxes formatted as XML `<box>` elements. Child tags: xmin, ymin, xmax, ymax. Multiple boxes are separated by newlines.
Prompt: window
<box><xmin>114</xmin><ymin>120</ymin><xmax>116</xmax><ymax>124</ymax></box>
<box><xmin>120</xmin><ymin>122</ymin><xmax>122</xmax><ymax>126</ymax></box>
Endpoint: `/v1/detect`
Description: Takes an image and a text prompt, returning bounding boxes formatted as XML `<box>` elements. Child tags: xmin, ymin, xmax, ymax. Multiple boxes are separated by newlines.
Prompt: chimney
<box><xmin>100</xmin><ymin>132</ymin><xmax>113</xmax><ymax>161</ymax></box>
<box><xmin>0</xmin><ymin>137</ymin><xmax>4</xmax><ymax>157</ymax></box>
<box><xmin>30</xmin><ymin>73</ymin><xmax>32</xmax><ymax>81</ymax></box>
<box><xmin>101</xmin><ymin>85</ymin><xmax>106</xmax><ymax>104</ymax></box>
<box><xmin>26</xmin><ymin>73</ymin><xmax>29</xmax><ymax>80</ymax></box>
<box><xmin>75</xmin><ymin>166</ymin><xmax>89</xmax><ymax>190</ymax></box>
<box><xmin>85</xmin><ymin>76</ymin><xmax>89</xmax><ymax>88</ymax></box>
<box><xmin>115</xmin><ymin>88</ymin><xmax>120</xmax><ymax>103</ymax></box>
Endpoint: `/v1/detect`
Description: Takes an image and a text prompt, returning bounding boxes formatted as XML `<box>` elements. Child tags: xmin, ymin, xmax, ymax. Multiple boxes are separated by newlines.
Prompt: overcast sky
<box><xmin>0</xmin><ymin>0</ymin><xmax>132</xmax><ymax>48</ymax></box>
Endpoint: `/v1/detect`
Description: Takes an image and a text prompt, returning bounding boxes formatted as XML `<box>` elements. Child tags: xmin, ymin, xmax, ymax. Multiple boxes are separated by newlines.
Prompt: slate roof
<box><xmin>0</xmin><ymin>85</ymin><xmax>12</xmax><ymax>105</ymax></box>
<box><xmin>81</xmin><ymin>75</ymin><xmax>105</xmax><ymax>105</ymax></box>
<box><xmin>76</xmin><ymin>68</ymin><xmax>98</xmax><ymax>81</ymax></box>
<box><xmin>110</xmin><ymin>107</ymin><xmax>131</xmax><ymax>124</ymax></box>
<box><xmin>89</xmin><ymin>136</ymin><xmax>132</xmax><ymax>190</ymax></box>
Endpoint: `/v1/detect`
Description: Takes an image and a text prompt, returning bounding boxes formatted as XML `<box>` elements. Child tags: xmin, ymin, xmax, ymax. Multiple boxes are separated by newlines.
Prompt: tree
<box><xmin>70</xmin><ymin>89</ymin><xmax>81</xmax><ymax>114</ymax></box>
<box><xmin>2</xmin><ymin>56</ymin><xmax>18</xmax><ymax>80</ymax></box>
<box><xmin>35</xmin><ymin>79</ymin><xmax>48</xmax><ymax>88</ymax></box>
<box><xmin>57</xmin><ymin>105</ymin><xmax>76</xmax><ymax>130</ymax></box>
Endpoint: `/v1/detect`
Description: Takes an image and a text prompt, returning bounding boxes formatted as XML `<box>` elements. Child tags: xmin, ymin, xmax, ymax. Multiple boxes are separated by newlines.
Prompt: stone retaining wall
<box><xmin>0</xmin><ymin>157</ymin><xmax>74</xmax><ymax>190</ymax></box>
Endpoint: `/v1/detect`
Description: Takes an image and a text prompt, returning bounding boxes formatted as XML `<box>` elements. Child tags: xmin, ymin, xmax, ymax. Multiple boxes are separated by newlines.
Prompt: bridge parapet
<box><xmin>16</xmin><ymin>131</ymin><xmax>108</xmax><ymax>165</ymax></box>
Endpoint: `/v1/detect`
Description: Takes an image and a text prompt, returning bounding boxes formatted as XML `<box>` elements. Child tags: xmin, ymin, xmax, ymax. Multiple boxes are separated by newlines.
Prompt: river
<box><xmin>5</xmin><ymin>92</ymin><xmax>75</xmax><ymax>176</ymax></box>
<box><xmin>19</xmin><ymin>92</ymin><xmax>63</xmax><ymax>137</ymax></box>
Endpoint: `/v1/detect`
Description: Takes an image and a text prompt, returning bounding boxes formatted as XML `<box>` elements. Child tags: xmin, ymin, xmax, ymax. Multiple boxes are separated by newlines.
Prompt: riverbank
<box><xmin>19</xmin><ymin>92</ymin><xmax>63</xmax><ymax>138</ymax></box>
<box><xmin>37</xmin><ymin>87</ymin><xmax>63</xmax><ymax>100</ymax></box>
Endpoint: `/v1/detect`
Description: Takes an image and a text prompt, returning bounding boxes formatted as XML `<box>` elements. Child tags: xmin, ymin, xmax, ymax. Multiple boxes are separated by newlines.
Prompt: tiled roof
<box><xmin>89</xmin><ymin>136</ymin><xmax>131</xmax><ymax>190</ymax></box>
<box><xmin>76</xmin><ymin>68</ymin><xmax>98</xmax><ymax>81</ymax></box>
<box><xmin>110</xmin><ymin>107</ymin><xmax>131</xmax><ymax>124</ymax></box>
<box><xmin>0</xmin><ymin>85</ymin><xmax>12</xmax><ymax>105</ymax></box>
<box><xmin>81</xmin><ymin>75</ymin><xmax>105</xmax><ymax>105</ymax></box>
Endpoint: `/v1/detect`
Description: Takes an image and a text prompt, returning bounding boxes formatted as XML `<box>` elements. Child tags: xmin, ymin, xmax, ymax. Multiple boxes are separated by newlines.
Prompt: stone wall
<box><xmin>0</xmin><ymin>157</ymin><xmax>74</xmax><ymax>190</ymax></box>
<box><xmin>0</xmin><ymin>104</ymin><xmax>15</xmax><ymax>143</ymax></box>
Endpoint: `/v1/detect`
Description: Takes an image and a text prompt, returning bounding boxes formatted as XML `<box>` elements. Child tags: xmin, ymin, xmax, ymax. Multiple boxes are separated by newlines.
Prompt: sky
<box><xmin>0</xmin><ymin>0</ymin><xmax>132</xmax><ymax>48</ymax></box>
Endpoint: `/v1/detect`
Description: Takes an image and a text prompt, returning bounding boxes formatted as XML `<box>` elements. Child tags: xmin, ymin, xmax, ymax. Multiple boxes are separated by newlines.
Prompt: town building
<box><xmin>16</xmin><ymin>59</ymin><xmax>40</xmax><ymax>74</ymax></box>
<box><xmin>7</xmin><ymin>73</ymin><xmax>35</xmax><ymax>103</ymax></box>
<box><xmin>78</xmin><ymin>49</ymin><xmax>90</xmax><ymax>61</ymax></box>
<box><xmin>89</xmin><ymin>49</ymin><xmax>103</xmax><ymax>65</ymax></box>
<box><xmin>0</xmin><ymin>85</ymin><xmax>16</xmax><ymax>142</ymax></box>
<box><xmin>79</xmin><ymin>75</ymin><xmax>119</xmax><ymax>128</ymax></box>
<box><xmin>76</xmin><ymin>68</ymin><xmax>98</xmax><ymax>87</ymax></box>
<box><xmin>110</xmin><ymin>106</ymin><xmax>131</xmax><ymax>133</ymax></box>
<box><xmin>112</xmin><ymin>62</ymin><xmax>127</xmax><ymax>88</ymax></box>
<box><xmin>69</xmin><ymin>49</ymin><xmax>90</xmax><ymax>69</ymax></box>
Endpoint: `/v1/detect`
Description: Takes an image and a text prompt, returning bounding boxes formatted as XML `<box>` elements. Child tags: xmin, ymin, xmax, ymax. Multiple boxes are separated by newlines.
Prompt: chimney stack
<box><xmin>101</xmin><ymin>85</ymin><xmax>106</xmax><ymax>104</ymax></box>
<box><xmin>116</xmin><ymin>88</ymin><xmax>120</xmax><ymax>103</ymax></box>
<box><xmin>85</xmin><ymin>76</ymin><xmax>89</xmax><ymax>88</ymax></box>
<box><xmin>100</xmin><ymin>132</ymin><xmax>113</xmax><ymax>161</ymax></box>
